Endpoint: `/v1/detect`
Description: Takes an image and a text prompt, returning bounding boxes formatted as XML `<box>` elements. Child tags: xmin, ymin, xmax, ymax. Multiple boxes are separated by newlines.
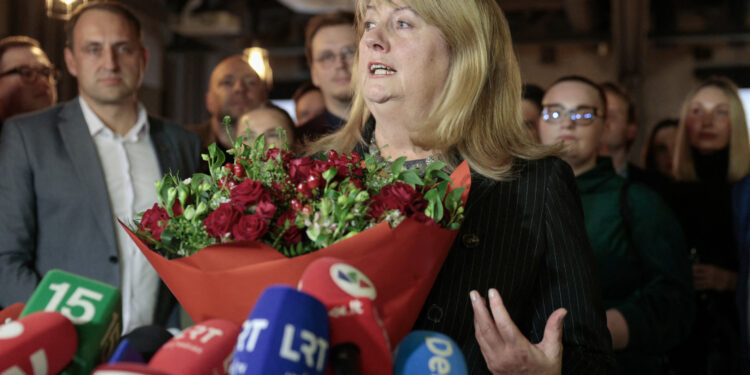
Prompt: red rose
<box><xmin>312</xmin><ymin>160</ymin><xmax>335</xmax><ymax>178</ymax></box>
<box><xmin>277</xmin><ymin>210</ymin><xmax>302</xmax><ymax>245</ymax></box>
<box><xmin>254</xmin><ymin>199</ymin><xmax>277</xmax><ymax>220</ymax></box>
<box><xmin>172</xmin><ymin>201</ymin><xmax>183</xmax><ymax>217</ymax></box>
<box><xmin>203</xmin><ymin>203</ymin><xmax>243</xmax><ymax>239</ymax></box>
<box><xmin>367</xmin><ymin>194</ymin><xmax>403</xmax><ymax>221</ymax></box>
<box><xmin>139</xmin><ymin>203</ymin><xmax>169</xmax><ymax>241</ymax></box>
<box><xmin>380</xmin><ymin>182</ymin><xmax>425</xmax><ymax>215</ymax></box>
<box><xmin>232</xmin><ymin>214</ymin><xmax>269</xmax><ymax>241</ymax></box>
<box><xmin>231</xmin><ymin>180</ymin><xmax>267</xmax><ymax>209</ymax></box>
<box><xmin>288</xmin><ymin>157</ymin><xmax>314</xmax><ymax>182</ymax></box>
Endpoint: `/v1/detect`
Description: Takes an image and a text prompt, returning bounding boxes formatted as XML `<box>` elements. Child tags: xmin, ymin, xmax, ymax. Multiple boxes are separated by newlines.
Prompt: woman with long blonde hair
<box><xmin>308</xmin><ymin>0</ymin><xmax>614</xmax><ymax>373</ymax></box>
<box><xmin>668</xmin><ymin>77</ymin><xmax>750</xmax><ymax>374</ymax></box>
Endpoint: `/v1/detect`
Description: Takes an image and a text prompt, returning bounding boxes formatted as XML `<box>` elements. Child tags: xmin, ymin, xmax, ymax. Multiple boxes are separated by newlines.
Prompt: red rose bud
<box><xmin>233</xmin><ymin>163</ymin><xmax>245</xmax><ymax>178</ymax></box>
<box><xmin>254</xmin><ymin>199</ymin><xmax>277</xmax><ymax>220</ymax></box>
<box><xmin>224</xmin><ymin>162</ymin><xmax>233</xmax><ymax>172</ymax></box>
<box><xmin>203</xmin><ymin>203</ymin><xmax>243</xmax><ymax>239</ymax></box>
<box><xmin>307</xmin><ymin>174</ymin><xmax>321</xmax><ymax>189</ymax></box>
<box><xmin>290</xmin><ymin>199</ymin><xmax>302</xmax><ymax>211</ymax></box>
<box><xmin>328</xmin><ymin>150</ymin><xmax>339</xmax><ymax>161</ymax></box>
<box><xmin>232</xmin><ymin>214</ymin><xmax>269</xmax><ymax>241</ymax></box>
<box><xmin>301</xmin><ymin>205</ymin><xmax>312</xmax><ymax>216</ymax></box>
<box><xmin>349</xmin><ymin>152</ymin><xmax>361</xmax><ymax>163</ymax></box>
<box><xmin>139</xmin><ymin>203</ymin><xmax>169</xmax><ymax>241</ymax></box>
<box><xmin>231</xmin><ymin>180</ymin><xmax>267</xmax><ymax>209</ymax></box>
<box><xmin>288</xmin><ymin>157</ymin><xmax>314</xmax><ymax>183</ymax></box>
<box><xmin>296</xmin><ymin>182</ymin><xmax>312</xmax><ymax>198</ymax></box>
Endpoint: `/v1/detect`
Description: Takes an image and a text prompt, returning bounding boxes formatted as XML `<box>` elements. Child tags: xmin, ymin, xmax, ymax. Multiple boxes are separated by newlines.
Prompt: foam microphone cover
<box><xmin>92</xmin><ymin>362</ymin><xmax>168</xmax><ymax>375</ymax></box>
<box><xmin>298</xmin><ymin>257</ymin><xmax>392</xmax><ymax>375</ymax></box>
<box><xmin>111</xmin><ymin>325</ymin><xmax>174</xmax><ymax>363</ymax></box>
<box><xmin>229</xmin><ymin>285</ymin><xmax>330</xmax><ymax>375</ymax></box>
<box><xmin>393</xmin><ymin>331</ymin><xmax>468</xmax><ymax>375</ymax></box>
<box><xmin>0</xmin><ymin>303</ymin><xmax>25</xmax><ymax>324</ymax></box>
<box><xmin>20</xmin><ymin>269</ymin><xmax>122</xmax><ymax>374</ymax></box>
<box><xmin>149</xmin><ymin>319</ymin><xmax>240</xmax><ymax>375</ymax></box>
<box><xmin>0</xmin><ymin>311</ymin><xmax>78</xmax><ymax>375</ymax></box>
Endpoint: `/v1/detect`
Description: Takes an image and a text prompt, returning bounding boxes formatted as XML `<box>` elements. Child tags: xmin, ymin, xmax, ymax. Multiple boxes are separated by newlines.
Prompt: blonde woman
<box><xmin>669</xmin><ymin>77</ymin><xmax>750</xmax><ymax>374</ymax></box>
<box><xmin>308</xmin><ymin>0</ymin><xmax>615</xmax><ymax>373</ymax></box>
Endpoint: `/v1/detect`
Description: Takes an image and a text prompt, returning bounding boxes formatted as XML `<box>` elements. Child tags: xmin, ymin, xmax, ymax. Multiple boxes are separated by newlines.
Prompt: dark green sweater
<box><xmin>576</xmin><ymin>158</ymin><xmax>694</xmax><ymax>374</ymax></box>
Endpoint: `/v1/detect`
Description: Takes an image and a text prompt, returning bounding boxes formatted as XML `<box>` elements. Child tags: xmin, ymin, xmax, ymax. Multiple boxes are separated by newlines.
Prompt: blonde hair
<box><xmin>307</xmin><ymin>0</ymin><xmax>555</xmax><ymax>180</ymax></box>
<box><xmin>673</xmin><ymin>77</ymin><xmax>750</xmax><ymax>182</ymax></box>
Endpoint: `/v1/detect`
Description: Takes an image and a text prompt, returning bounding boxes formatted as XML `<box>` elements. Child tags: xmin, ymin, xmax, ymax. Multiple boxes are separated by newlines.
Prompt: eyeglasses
<box><xmin>541</xmin><ymin>105</ymin><xmax>600</xmax><ymax>126</ymax></box>
<box><xmin>314</xmin><ymin>46</ymin><xmax>356</xmax><ymax>68</ymax></box>
<box><xmin>0</xmin><ymin>65</ymin><xmax>60</xmax><ymax>83</ymax></box>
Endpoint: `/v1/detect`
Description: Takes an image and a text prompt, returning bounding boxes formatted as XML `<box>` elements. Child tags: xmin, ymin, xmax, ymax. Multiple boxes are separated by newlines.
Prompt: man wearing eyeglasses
<box><xmin>0</xmin><ymin>36</ymin><xmax>58</xmax><ymax>126</ymax></box>
<box><xmin>297</xmin><ymin>11</ymin><xmax>355</xmax><ymax>142</ymax></box>
<box><xmin>538</xmin><ymin>76</ymin><xmax>694</xmax><ymax>374</ymax></box>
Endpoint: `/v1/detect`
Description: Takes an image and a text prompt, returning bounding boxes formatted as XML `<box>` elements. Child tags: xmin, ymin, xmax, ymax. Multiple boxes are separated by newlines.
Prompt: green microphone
<box><xmin>20</xmin><ymin>269</ymin><xmax>122</xmax><ymax>375</ymax></box>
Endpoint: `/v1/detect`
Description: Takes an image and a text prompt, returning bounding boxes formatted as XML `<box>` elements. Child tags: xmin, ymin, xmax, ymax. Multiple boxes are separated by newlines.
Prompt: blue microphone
<box><xmin>393</xmin><ymin>331</ymin><xmax>468</xmax><ymax>375</ymax></box>
<box><xmin>108</xmin><ymin>325</ymin><xmax>174</xmax><ymax>364</ymax></box>
<box><xmin>229</xmin><ymin>285</ymin><xmax>330</xmax><ymax>375</ymax></box>
<box><xmin>108</xmin><ymin>339</ymin><xmax>145</xmax><ymax>364</ymax></box>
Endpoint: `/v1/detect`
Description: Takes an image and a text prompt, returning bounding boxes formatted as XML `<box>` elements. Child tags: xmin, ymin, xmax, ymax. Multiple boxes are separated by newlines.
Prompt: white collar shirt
<box><xmin>79</xmin><ymin>96</ymin><xmax>162</xmax><ymax>334</ymax></box>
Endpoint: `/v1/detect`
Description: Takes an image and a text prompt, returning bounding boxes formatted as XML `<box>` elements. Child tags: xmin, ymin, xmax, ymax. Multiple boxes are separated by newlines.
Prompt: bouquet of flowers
<box><xmin>124</xmin><ymin>127</ymin><xmax>471</xmax><ymax>344</ymax></box>
<box><xmin>132</xmin><ymin>131</ymin><xmax>465</xmax><ymax>259</ymax></box>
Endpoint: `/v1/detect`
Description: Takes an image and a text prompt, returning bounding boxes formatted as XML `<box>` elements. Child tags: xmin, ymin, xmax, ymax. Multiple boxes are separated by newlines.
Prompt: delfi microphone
<box><xmin>109</xmin><ymin>325</ymin><xmax>174</xmax><ymax>364</ymax></box>
<box><xmin>149</xmin><ymin>318</ymin><xmax>240</xmax><ymax>375</ymax></box>
<box><xmin>0</xmin><ymin>311</ymin><xmax>78</xmax><ymax>375</ymax></box>
<box><xmin>0</xmin><ymin>303</ymin><xmax>25</xmax><ymax>325</ymax></box>
<box><xmin>229</xmin><ymin>285</ymin><xmax>330</xmax><ymax>375</ymax></box>
<box><xmin>393</xmin><ymin>331</ymin><xmax>468</xmax><ymax>375</ymax></box>
<box><xmin>20</xmin><ymin>269</ymin><xmax>122</xmax><ymax>375</ymax></box>
<box><xmin>298</xmin><ymin>257</ymin><xmax>393</xmax><ymax>375</ymax></box>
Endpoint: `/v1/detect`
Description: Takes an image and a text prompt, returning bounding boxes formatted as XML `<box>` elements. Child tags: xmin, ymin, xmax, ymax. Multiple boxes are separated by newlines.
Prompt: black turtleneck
<box><xmin>693</xmin><ymin>147</ymin><xmax>729</xmax><ymax>184</ymax></box>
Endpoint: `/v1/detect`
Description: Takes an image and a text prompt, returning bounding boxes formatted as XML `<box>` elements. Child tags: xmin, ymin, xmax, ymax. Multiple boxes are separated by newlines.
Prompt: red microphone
<box><xmin>149</xmin><ymin>319</ymin><xmax>241</xmax><ymax>375</ymax></box>
<box><xmin>299</xmin><ymin>257</ymin><xmax>393</xmax><ymax>375</ymax></box>
<box><xmin>0</xmin><ymin>311</ymin><xmax>78</xmax><ymax>375</ymax></box>
<box><xmin>0</xmin><ymin>303</ymin><xmax>25</xmax><ymax>324</ymax></box>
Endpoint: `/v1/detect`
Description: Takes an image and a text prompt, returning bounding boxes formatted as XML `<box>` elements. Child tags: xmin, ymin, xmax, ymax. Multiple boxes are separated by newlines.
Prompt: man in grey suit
<box><xmin>0</xmin><ymin>1</ymin><xmax>199</xmax><ymax>333</ymax></box>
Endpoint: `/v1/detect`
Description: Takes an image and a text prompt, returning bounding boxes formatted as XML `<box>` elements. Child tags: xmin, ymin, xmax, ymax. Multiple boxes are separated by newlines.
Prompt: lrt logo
<box><xmin>329</xmin><ymin>263</ymin><xmax>376</xmax><ymax>300</ymax></box>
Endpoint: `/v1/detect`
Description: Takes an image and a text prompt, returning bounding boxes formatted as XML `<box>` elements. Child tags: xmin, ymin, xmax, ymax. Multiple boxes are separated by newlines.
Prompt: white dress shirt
<box><xmin>79</xmin><ymin>97</ymin><xmax>162</xmax><ymax>334</ymax></box>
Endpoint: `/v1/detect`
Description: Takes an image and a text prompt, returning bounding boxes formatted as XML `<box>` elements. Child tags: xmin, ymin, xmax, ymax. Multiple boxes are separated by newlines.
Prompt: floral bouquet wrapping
<box><xmin>124</xmin><ymin>130</ymin><xmax>470</xmax><ymax>344</ymax></box>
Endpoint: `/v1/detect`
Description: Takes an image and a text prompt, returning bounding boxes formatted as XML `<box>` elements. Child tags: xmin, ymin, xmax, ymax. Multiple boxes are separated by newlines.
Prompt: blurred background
<box><xmin>3</xmin><ymin>0</ymin><xmax>750</xmax><ymax>158</ymax></box>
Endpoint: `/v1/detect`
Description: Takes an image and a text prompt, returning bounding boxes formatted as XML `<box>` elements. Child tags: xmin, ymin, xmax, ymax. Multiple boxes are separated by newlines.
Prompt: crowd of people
<box><xmin>0</xmin><ymin>0</ymin><xmax>749</xmax><ymax>374</ymax></box>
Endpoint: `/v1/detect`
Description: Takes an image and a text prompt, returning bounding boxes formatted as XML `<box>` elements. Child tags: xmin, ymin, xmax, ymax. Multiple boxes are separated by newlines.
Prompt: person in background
<box><xmin>296</xmin><ymin>10</ymin><xmax>355</xmax><ymax>143</ymax></box>
<box><xmin>598</xmin><ymin>83</ymin><xmax>644</xmax><ymax>177</ymax></box>
<box><xmin>538</xmin><ymin>75</ymin><xmax>694</xmax><ymax>374</ymax></box>
<box><xmin>0</xmin><ymin>1</ymin><xmax>200</xmax><ymax>332</ymax></box>
<box><xmin>0</xmin><ymin>35</ymin><xmax>58</xmax><ymax>126</ymax></box>
<box><xmin>733</xmin><ymin>172</ymin><xmax>750</xmax><ymax>375</ymax></box>
<box><xmin>292</xmin><ymin>81</ymin><xmax>325</xmax><ymax>127</ymax></box>
<box><xmin>668</xmin><ymin>77</ymin><xmax>750</xmax><ymax>375</ymax></box>
<box><xmin>521</xmin><ymin>83</ymin><xmax>544</xmax><ymax>140</ymax></box>
<box><xmin>309</xmin><ymin>0</ymin><xmax>616</xmax><ymax>372</ymax></box>
<box><xmin>236</xmin><ymin>104</ymin><xmax>296</xmax><ymax>149</ymax></box>
<box><xmin>188</xmin><ymin>55</ymin><xmax>268</xmax><ymax>155</ymax></box>
<box><xmin>642</xmin><ymin>118</ymin><xmax>678</xmax><ymax>180</ymax></box>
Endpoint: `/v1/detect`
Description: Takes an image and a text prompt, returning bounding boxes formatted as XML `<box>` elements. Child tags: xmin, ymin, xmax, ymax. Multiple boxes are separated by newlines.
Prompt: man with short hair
<box><xmin>0</xmin><ymin>36</ymin><xmax>58</xmax><ymax>125</ymax></box>
<box><xmin>297</xmin><ymin>11</ymin><xmax>355</xmax><ymax>141</ymax></box>
<box><xmin>599</xmin><ymin>82</ymin><xmax>640</xmax><ymax>176</ymax></box>
<box><xmin>0</xmin><ymin>1</ymin><xmax>200</xmax><ymax>332</ymax></box>
<box><xmin>188</xmin><ymin>55</ymin><xmax>268</xmax><ymax>154</ymax></box>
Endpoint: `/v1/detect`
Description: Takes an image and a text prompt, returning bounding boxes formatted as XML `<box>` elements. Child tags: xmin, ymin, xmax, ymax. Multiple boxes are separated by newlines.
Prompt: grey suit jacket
<box><xmin>0</xmin><ymin>99</ymin><xmax>200</xmax><ymax>314</ymax></box>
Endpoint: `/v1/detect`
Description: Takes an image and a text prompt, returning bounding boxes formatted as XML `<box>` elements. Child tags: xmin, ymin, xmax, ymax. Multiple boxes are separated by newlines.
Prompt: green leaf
<box><xmin>444</xmin><ymin>187</ymin><xmax>465</xmax><ymax>212</ymax></box>
<box><xmin>425</xmin><ymin>161</ymin><xmax>447</xmax><ymax>177</ymax></box>
<box><xmin>399</xmin><ymin>170</ymin><xmax>423</xmax><ymax>186</ymax></box>
<box><xmin>390</xmin><ymin>156</ymin><xmax>407</xmax><ymax>176</ymax></box>
<box><xmin>322</xmin><ymin>167</ymin><xmax>338</xmax><ymax>183</ymax></box>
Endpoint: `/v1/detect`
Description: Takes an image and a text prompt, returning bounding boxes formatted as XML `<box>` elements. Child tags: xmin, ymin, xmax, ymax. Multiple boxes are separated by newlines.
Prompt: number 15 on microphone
<box><xmin>20</xmin><ymin>269</ymin><xmax>122</xmax><ymax>375</ymax></box>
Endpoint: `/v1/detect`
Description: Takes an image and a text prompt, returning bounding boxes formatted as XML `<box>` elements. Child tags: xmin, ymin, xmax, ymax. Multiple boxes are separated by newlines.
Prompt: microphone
<box><xmin>0</xmin><ymin>303</ymin><xmax>25</xmax><ymax>324</ymax></box>
<box><xmin>298</xmin><ymin>257</ymin><xmax>392</xmax><ymax>375</ymax></box>
<box><xmin>149</xmin><ymin>319</ymin><xmax>240</xmax><ymax>375</ymax></box>
<box><xmin>0</xmin><ymin>311</ymin><xmax>78</xmax><ymax>375</ymax></box>
<box><xmin>109</xmin><ymin>325</ymin><xmax>174</xmax><ymax>363</ymax></box>
<box><xmin>19</xmin><ymin>269</ymin><xmax>122</xmax><ymax>374</ymax></box>
<box><xmin>393</xmin><ymin>331</ymin><xmax>468</xmax><ymax>375</ymax></box>
<box><xmin>229</xmin><ymin>285</ymin><xmax>330</xmax><ymax>375</ymax></box>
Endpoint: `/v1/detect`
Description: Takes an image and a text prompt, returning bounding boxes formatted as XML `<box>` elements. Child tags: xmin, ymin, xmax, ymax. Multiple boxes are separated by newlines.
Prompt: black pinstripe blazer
<box><xmin>412</xmin><ymin>156</ymin><xmax>616</xmax><ymax>374</ymax></box>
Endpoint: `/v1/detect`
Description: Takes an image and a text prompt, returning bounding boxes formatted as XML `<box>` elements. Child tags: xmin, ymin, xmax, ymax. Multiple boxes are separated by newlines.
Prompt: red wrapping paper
<box><xmin>124</xmin><ymin>161</ymin><xmax>471</xmax><ymax>345</ymax></box>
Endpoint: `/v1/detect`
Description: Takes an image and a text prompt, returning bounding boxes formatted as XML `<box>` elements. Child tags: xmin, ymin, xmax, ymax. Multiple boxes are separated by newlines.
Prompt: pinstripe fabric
<box><xmin>412</xmin><ymin>156</ymin><xmax>616</xmax><ymax>374</ymax></box>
